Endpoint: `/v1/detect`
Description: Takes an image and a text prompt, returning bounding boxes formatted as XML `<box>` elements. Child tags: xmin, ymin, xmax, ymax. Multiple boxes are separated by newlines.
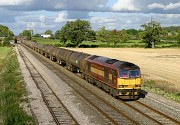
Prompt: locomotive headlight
<box><xmin>119</xmin><ymin>85</ymin><xmax>124</xmax><ymax>88</ymax></box>
<box><xmin>119</xmin><ymin>85</ymin><xmax>128</xmax><ymax>88</ymax></box>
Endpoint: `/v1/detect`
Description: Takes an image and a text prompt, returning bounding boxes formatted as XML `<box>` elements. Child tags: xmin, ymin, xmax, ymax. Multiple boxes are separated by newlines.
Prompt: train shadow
<box><xmin>139</xmin><ymin>89</ymin><xmax>148</xmax><ymax>98</ymax></box>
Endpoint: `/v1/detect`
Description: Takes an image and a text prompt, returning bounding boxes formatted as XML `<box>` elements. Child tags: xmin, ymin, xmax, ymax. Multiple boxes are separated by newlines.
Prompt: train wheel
<box><xmin>110</xmin><ymin>89</ymin><xmax>113</xmax><ymax>96</ymax></box>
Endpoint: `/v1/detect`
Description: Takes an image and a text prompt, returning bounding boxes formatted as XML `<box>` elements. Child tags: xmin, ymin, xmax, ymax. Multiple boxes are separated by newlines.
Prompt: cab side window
<box><xmin>112</xmin><ymin>70</ymin><xmax>117</xmax><ymax>77</ymax></box>
<box><xmin>87</xmin><ymin>63</ymin><xmax>91</xmax><ymax>72</ymax></box>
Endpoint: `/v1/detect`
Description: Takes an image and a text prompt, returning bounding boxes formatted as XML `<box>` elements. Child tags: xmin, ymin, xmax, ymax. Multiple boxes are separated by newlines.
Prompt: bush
<box><xmin>79</xmin><ymin>44</ymin><xmax>99</xmax><ymax>48</ymax></box>
<box><xmin>2</xmin><ymin>37</ymin><xmax>11</xmax><ymax>46</ymax></box>
<box><xmin>32</xmin><ymin>40</ymin><xmax>37</xmax><ymax>43</ymax></box>
<box><xmin>178</xmin><ymin>40</ymin><xmax>180</xmax><ymax>45</ymax></box>
<box><xmin>66</xmin><ymin>43</ymin><xmax>77</xmax><ymax>47</ymax></box>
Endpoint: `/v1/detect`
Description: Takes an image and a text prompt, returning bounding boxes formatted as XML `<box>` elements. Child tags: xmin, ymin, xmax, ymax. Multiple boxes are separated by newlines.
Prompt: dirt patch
<box><xmin>69</xmin><ymin>48</ymin><xmax>180</xmax><ymax>92</ymax></box>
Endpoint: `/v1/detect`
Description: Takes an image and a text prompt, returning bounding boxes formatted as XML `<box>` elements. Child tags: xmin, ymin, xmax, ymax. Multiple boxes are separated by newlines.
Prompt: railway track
<box><xmin>124</xmin><ymin>100</ymin><xmax>180</xmax><ymax>125</ymax></box>
<box><xmin>23</xmin><ymin>46</ymin><xmax>139</xmax><ymax>125</ymax></box>
<box><xmin>21</xmin><ymin>44</ymin><xmax>180</xmax><ymax>125</ymax></box>
<box><xmin>18</xmin><ymin>46</ymin><xmax>79</xmax><ymax>125</ymax></box>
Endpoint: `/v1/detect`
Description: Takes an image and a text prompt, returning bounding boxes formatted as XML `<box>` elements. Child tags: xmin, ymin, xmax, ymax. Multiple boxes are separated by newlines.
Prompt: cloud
<box><xmin>148</xmin><ymin>1</ymin><xmax>180</xmax><ymax>10</ymax></box>
<box><xmin>55</xmin><ymin>13</ymin><xmax>66</xmax><ymax>22</ymax></box>
<box><xmin>165</xmin><ymin>2</ymin><xmax>180</xmax><ymax>10</ymax></box>
<box><xmin>112</xmin><ymin>0</ymin><xmax>140</xmax><ymax>11</ymax></box>
<box><xmin>0</xmin><ymin>8</ymin><xmax>24</xmax><ymax>23</ymax></box>
<box><xmin>2</xmin><ymin>0</ymin><xmax>108</xmax><ymax>11</ymax></box>
<box><xmin>39</xmin><ymin>15</ymin><xmax>45</xmax><ymax>22</ymax></box>
<box><xmin>90</xmin><ymin>16</ymin><xmax>116</xmax><ymax>24</ymax></box>
<box><xmin>0</xmin><ymin>0</ymin><xmax>31</xmax><ymax>6</ymax></box>
<box><xmin>1</xmin><ymin>0</ymin><xmax>180</xmax><ymax>35</ymax></box>
<box><xmin>67</xmin><ymin>11</ymin><xmax>90</xmax><ymax>19</ymax></box>
<box><xmin>126</xmin><ymin>20</ymin><xmax>132</xmax><ymax>24</ymax></box>
<box><xmin>148</xmin><ymin>3</ymin><xmax>165</xmax><ymax>9</ymax></box>
<box><xmin>90</xmin><ymin>15</ymin><xmax>117</xmax><ymax>30</ymax></box>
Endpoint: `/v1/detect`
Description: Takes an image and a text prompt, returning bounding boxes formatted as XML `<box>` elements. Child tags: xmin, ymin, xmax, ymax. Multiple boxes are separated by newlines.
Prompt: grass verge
<box><xmin>142</xmin><ymin>79</ymin><xmax>180</xmax><ymax>102</ymax></box>
<box><xmin>0</xmin><ymin>48</ymin><xmax>35</xmax><ymax>125</ymax></box>
<box><xmin>32</xmin><ymin>37</ymin><xmax>61</xmax><ymax>46</ymax></box>
<box><xmin>0</xmin><ymin>47</ymin><xmax>12</xmax><ymax>66</ymax></box>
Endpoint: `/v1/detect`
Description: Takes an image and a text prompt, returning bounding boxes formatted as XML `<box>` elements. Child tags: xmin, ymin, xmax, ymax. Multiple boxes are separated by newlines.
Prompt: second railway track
<box><xmin>20</xmin><ymin>44</ymin><xmax>180</xmax><ymax>125</ymax></box>
<box><xmin>18</xmin><ymin>46</ymin><xmax>79</xmax><ymax>125</ymax></box>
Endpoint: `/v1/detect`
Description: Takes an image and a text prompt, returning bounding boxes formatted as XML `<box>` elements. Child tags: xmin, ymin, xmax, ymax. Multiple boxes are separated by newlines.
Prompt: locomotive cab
<box><xmin>117</xmin><ymin>68</ymin><xmax>141</xmax><ymax>99</ymax></box>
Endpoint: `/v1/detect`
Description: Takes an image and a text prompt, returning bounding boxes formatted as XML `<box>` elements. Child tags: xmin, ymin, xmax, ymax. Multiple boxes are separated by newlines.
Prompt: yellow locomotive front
<box><xmin>117</xmin><ymin>69</ymin><xmax>141</xmax><ymax>99</ymax></box>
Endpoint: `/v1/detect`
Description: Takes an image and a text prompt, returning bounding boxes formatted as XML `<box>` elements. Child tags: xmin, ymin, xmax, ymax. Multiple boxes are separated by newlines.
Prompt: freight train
<box><xmin>21</xmin><ymin>40</ymin><xmax>142</xmax><ymax>99</ymax></box>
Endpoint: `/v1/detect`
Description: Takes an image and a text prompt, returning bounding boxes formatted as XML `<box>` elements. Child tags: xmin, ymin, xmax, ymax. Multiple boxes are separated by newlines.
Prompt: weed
<box><xmin>142</xmin><ymin>79</ymin><xmax>180</xmax><ymax>102</ymax></box>
<box><xmin>0</xmin><ymin>49</ymin><xmax>35</xmax><ymax>125</ymax></box>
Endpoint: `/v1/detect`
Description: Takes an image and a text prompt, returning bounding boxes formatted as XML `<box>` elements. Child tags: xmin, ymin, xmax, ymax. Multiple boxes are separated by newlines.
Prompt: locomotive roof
<box><xmin>86</xmin><ymin>55</ymin><xmax>140</xmax><ymax>70</ymax></box>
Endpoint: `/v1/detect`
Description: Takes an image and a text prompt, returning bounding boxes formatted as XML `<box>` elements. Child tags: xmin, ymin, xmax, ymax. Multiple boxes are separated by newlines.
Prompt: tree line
<box><xmin>0</xmin><ymin>24</ymin><xmax>14</xmax><ymax>46</ymax></box>
<box><xmin>1</xmin><ymin>19</ymin><xmax>179</xmax><ymax>48</ymax></box>
<box><xmin>55</xmin><ymin>19</ymin><xmax>180</xmax><ymax>48</ymax></box>
<box><xmin>56</xmin><ymin>20</ymin><xmax>180</xmax><ymax>48</ymax></box>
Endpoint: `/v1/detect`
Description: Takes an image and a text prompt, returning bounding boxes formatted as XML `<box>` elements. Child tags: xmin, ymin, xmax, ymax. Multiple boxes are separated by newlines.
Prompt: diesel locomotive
<box><xmin>21</xmin><ymin>40</ymin><xmax>141</xmax><ymax>99</ymax></box>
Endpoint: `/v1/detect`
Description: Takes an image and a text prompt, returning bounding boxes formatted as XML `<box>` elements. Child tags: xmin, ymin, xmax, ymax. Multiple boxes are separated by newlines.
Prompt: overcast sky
<box><xmin>0</xmin><ymin>0</ymin><xmax>180</xmax><ymax>35</ymax></box>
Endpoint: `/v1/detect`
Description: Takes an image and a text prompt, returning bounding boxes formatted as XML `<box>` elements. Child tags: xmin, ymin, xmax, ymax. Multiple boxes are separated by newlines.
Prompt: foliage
<box><xmin>142</xmin><ymin>79</ymin><xmax>180</xmax><ymax>102</ymax></box>
<box><xmin>126</xmin><ymin>29</ymin><xmax>140</xmax><ymax>39</ymax></box>
<box><xmin>0</xmin><ymin>24</ymin><xmax>14</xmax><ymax>38</ymax></box>
<box><xmin>177</xmin><ymin>31</ymin><xmax>180</xmax><ymax>45</ymax></box>
<box><xmin>96</xmin><ymin>27</ymin><xmax>109</xmax><ymax>42</ymax></box>
<box><xmin>2</xmin><ymin>37</ymin><xmax>11</xmax><ymax>46</ymax></box>
<box><xmin>44</xmin><ymin>30</ymin><xmax>52</xmax><ymax>35</ymax></box>
<box><xmin>19</xmin><ymin>30</ymin><xmax>32</xmax><ymax>40</ymax></box>
<box><xmin>33</xmin><ymin>33</ymin><xmax>41</xmax><ymax>37</ymax></box>
<box><xmin>0</xmin><ymin>49</ymin><xmax>35</xmax><ymax>124</ymax></box>
<box><xmin>162</xmin><ymin>26</ymin><xmax>180</xmax><ymax>32</ymax></box>
<box><xmin>0</xmin><ymin>47</ymin><xmax>11</xmax><ymax>65</ymax></box>
<box><xmin>59</xmin><ymin>19</ymin><xmax>95</xmax><ymax>46</ymax></box>
<box><xmin>141</xmin><ymin>20</ymin><xmax>163</xmax><ymax>48</ymax></box>
<box><xmin>107</xmin><ymin>30</ymin><xmax>129</xmax><ymax>46</ymax></box>
<box><xmin>32</xmin><ymin>37</ymin><xmax>61</xmax><ymax>46</ymax></box>
<box><xmin>55</xmin><ymin>30</ymin><xmax>61</xmax><ymax>39</ymax></box>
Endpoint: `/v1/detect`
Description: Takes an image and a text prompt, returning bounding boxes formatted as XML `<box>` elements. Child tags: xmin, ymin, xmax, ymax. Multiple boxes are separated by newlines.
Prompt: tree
<box><xmin>108</xmin><ymin>30</ymin><xmax>119</xmax><ymax>46</ymax></box>
<box><xmin>33</xmin><ymin>33</ymin><xmax>41</xmax><ymax>37</ymax></box>
<box><xmin>0</xmin><ymin>24</ymin><xmax>14</xmax><ymax>38</ymax></box>
<box><xmin>20</xmin><ymin>30</ymin><xmax>32</xmax><ymax>40</ymax></box>
<box><xmin>59</xmin><ymin>19</ymin><xmax>95</xmax><ymax>46</ymax></box>
<box><xmin>55</xmin><ymin>30</ymin><xmax>61</xmax><ymax>39</ymax></box>
<box><xmin>108</xmin><ymin>30</ymin><xmax>129</xmax><ymax>46</ymax></box>
<box><xmin>2</xmin><ymin>37</ymin><xmax>11</xmax><ymax>46</ymax></box>
<box><xmin>44</xmin><ymin>30</ymin><xmax>52</xmax><ymax>35</ymax></box>
<box><xmin>126</xmin><ymin>29</ymin><xmax>138</xmax><ymax>39</ymax></box>
<box><xmin>177</xmin><ymin>31</ymin><xmax>180</xmax><ymax>45</ymax></box>
<box><xmin>141</xmin><ymin>20</ymin><xmax>163</xmax><ymax>48</ymax></box>
<box><xmin>96</xmin><ymin>27</ymin><xmax>108</xmax><ymax>42</ymax></box>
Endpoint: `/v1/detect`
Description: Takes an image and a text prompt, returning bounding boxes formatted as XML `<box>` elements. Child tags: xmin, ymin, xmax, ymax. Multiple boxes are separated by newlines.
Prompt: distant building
<box><xmin>41</xmin><ymin>34</ymin><xmax>51</xmax><ymax>38</ymax></box>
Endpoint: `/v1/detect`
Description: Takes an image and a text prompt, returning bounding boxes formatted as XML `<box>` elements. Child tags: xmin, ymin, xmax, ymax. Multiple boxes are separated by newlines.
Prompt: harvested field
<box><xmin>69</xmin><ymin>48</ymin><xmax>180</xmax><ymax>92</ymax></box>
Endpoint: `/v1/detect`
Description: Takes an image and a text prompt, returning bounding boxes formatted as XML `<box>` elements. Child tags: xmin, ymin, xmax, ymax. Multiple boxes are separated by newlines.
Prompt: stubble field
<box><xmin>69</xmin><ymin>48</ymin><xmax>180</xmax><ymax>93</ymax></box>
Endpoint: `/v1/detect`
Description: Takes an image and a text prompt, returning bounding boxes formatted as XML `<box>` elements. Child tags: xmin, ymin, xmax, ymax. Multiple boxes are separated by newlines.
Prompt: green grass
<box><xmin>0</xmin><ymin>49</ymin><xmax>35</xmax><ymax>125</ymax></box>
<box><xmin>0</xmin><ymin>47</ymin><xmax>12</xmax><ymax>65</ymax></box>
<box><xmin>31</xmin><ymin>37</ymin><xmax>180</xmax><ymax>48</ymax></box>
<box><xmin>32</xmin><ymin>37</ymin><xmax>61</xmax><ymax>46</ymax></box>
<box><xmin>79</xmin><ymin>40</ymin><xmax>146</xmax><ymax>48</ymax></box>
<box><xmin>127</xmin><ymin>39</ymin><xmax>142</xmax><ymax>43</ymax></box>
<box><xmin>142</xmin><ymin>79</ymin><xmax>180</xmax><ymax>102</ymax></box>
